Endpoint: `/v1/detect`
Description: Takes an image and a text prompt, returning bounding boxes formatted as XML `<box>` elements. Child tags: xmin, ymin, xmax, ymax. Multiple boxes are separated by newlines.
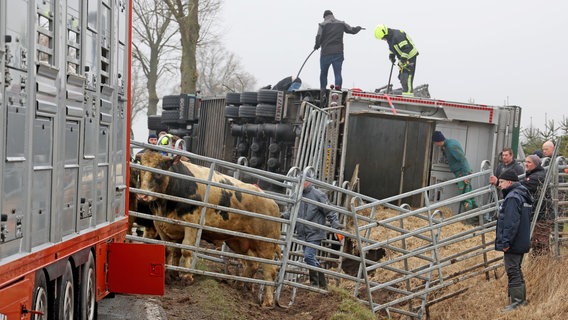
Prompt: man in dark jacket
<box><xmin>495</xmin><ymin>170</ymin><xmax>533</xmax><ymax>311</ymax></box>
<box><xmin>374</xmin><ymin>24</ymin><xmax>418</xmax><ymax>97</ymax></box>
<box><xmin>521</xmin><ymin>155</ymin><xmax>552</xmax><ymax>254</ymax></box>
<box><xmin>314</xmin><ymin>10</ymin><xmax>362</xmax><ymax>92</ymax></box>
<box><xmin>282</xmin><ymin>171</ymin><xmax>341</xmax><ymax>289</ymax></box>
<box><xmin>489</xmin><ymin>147</ymin><xmax>524</xmax><ymax>187</ymax></box>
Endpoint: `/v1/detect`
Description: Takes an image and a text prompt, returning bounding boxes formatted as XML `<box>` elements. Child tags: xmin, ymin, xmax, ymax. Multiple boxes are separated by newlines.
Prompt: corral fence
<box><xmin>128</xmin><ymin>140</ymin><xmax>566</xmax><ymax>319</ymax></box>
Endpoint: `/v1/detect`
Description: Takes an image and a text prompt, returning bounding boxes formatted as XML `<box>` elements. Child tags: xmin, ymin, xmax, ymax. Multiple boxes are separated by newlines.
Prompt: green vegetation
<box><xmin>521</xmin><ymin>118</ymin><xmax>568</xmax><ymax>156</ymax></box>
<box><xmin>329</xmin><ymin>287</ymin><xmax>378</xmax><ymax>320</ymax></box>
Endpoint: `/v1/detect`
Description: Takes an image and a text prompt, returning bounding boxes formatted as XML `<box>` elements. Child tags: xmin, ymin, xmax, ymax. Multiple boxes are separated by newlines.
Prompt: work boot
<box><xmin>309</xmin><ymin>270</ymin><xmax>319</xmax><ymax>287</ymax></box>
<box><xmin>503</xmin><ymin>284</ymin><xmax>526</xmax><ymax>312</ymax></box>
<box><xmin>318</xmin><ymin>272</ymin><xmax>327</xmax><ymax>290</ymax></box>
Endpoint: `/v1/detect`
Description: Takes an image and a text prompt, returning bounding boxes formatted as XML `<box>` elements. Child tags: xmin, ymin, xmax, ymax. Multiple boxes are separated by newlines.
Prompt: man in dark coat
<box><xmin>314</xmin><ymin>10</ymin><xmax>362</xmax><ymax>91</ymax></box>
<box><xmin>489</xmin><ymin>147</ymin><xmax>524</xmax><ymax>187</ymax></box>
<box><xmin>282</xmin><ymin>171</ymin><xmax>341</xmax><ymax>289</ymax></box>
<box><xmin>495</xmin><ymin>170</ymin><xmax>533</xmax><ymax>311</ymax></box>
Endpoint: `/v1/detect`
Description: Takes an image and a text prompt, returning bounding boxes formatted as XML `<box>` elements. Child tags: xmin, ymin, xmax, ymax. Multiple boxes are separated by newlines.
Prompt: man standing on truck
<box><xmin>374</xmin><ymin>24</ymin><xmax>418</xmax><ymax>97</ymax></box>
<box><xmin>314</xmin><ymin>10</ymin><xmax>362</xmax><ymax>92</ymax></box>
<box><xmin>432</xmin><ymin>131</ymin><xmax>477</xmax><ymax>212</ymax></box>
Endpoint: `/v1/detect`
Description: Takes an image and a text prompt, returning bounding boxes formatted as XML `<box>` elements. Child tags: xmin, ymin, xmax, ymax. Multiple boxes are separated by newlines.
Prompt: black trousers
<box><xmin>504</xmin><ymin>252</ymin><xmax>525</xmax><ymax>288</ymax></box>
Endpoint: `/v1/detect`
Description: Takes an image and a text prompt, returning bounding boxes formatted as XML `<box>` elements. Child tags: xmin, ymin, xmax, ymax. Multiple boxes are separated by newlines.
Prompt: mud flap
<box><xmin>107</xmin><ymin>242</ymin><xmax>165</xmax><ymax>295</ymax></box>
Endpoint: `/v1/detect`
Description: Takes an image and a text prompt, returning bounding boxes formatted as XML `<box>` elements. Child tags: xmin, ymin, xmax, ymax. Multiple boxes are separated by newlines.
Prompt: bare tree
<box><xmin>132</xmin><ymin>0</ymin><xmax>179</xmax><ymax>116</ymax></box>
<box><xmin>130</xmin><ymin>60</ymin><xmax>148</xmax><ymax>121</ymax></box>
<box><xmin>163</xmin><ymin>0</ymin><xmax>200</xmax><ymax>94</ymax></box>
<box><xmin>197</xmin><ymin>44</ymin><xmax>256</xmax><ymax>95</ymax></box>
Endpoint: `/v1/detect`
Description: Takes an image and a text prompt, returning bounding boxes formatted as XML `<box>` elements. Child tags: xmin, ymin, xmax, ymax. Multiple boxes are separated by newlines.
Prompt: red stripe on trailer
<box><xmin>350</xmin><ymin>91</ymin><xmax>495</xmax><ymax>123</ymax></box>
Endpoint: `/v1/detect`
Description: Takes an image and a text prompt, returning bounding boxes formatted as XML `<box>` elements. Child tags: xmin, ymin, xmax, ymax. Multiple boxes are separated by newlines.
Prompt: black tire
<box><xmin>238</xmin><ymin>105</ymin><xmax>257</xmax><ymax>118</ymax></box>
<box><xmin>162</xmin><ymin>95</ymin><xmax>182</xmax><ymax>110</ymax></box>
<box><xmin>147</xmin><ymin>115</ymin><xmax>163</xmax><ymax>131</ymax></box>
<box><xmin>55</xmin><ymin>262</ymin><xmax>75</xmax><ymax>320</ymax></box>
<box><xmin>225</xmin><ymin>92</ymin><xmax>241</xmax><ymax>105</ymax></box>
<box><xmin>31</xmin><ymin>270</ymin><xmax>49</xmax><ymax>320</ymax></box>
<box><xmin>240</xmin><ymin>92</ymin><xmax>258</xmax><ymax>105</ymax></box>
<box><xmin>161</xmin><ymin>109</ymin><xmax>181</xmax><ymax>124</ymax></box>
<box><xmin>255</xmin><ymin>104</ymin><xmax>276</xmax><ymax>117</ymax></box>
<box><xmin>224</xmin><ymin>105</ymin><xmax>239</xmax><ymax>118</ymax></box>
<box><xmin>257</xmin><ymin>89</ymin><xmax>279</xmax><ymax>104</ymax></box>
<box><xmin>80</xmin><ymin>252</ymin><xmax>97</xmax><ymax>320</ymax></box>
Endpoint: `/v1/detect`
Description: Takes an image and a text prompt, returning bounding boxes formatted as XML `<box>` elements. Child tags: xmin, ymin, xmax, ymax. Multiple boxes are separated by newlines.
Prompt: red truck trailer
<box><xmin>0</xmin><ymin>1</ymin><xmax>164</xmax><ymax>319</ymax></box>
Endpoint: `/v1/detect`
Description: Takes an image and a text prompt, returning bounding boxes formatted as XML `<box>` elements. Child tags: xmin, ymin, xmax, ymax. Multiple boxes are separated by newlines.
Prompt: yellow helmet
<box><xmin>374</xmin><ymin>24</ymin><xmax>388</xmax><ymax>39</ymax></box>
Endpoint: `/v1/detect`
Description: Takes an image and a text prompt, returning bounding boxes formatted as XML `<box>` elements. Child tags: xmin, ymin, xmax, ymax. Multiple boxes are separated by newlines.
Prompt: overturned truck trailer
<box><xmin>151</xmin><ymin>88</ymin><xmax>521</xmax><ymax>210</ymax></box>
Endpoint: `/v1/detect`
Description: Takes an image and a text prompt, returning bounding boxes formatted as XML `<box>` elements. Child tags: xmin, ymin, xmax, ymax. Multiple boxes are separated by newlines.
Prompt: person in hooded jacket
<box><xmin>521</xmin><ymin>155</ymin><xmax>553</xmax><ymax>255</ymax></box>
<box><xmin>282</xmin><ymin>171</ymin><xmax>341</xmax><ymax>289</ymax></box>
<box><xmin>495</xmin><ymin>169</ymin><xmax>533</xmax><ymax>311</ymax></box>
<box><xmin>314</xmin><ymin>10</ymin><xmax>362</xmax><ymax>92</ymax></box>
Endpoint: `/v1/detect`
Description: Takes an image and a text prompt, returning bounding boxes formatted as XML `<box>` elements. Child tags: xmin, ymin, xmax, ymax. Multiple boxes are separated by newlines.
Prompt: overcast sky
<box><xmin>132</xmin><ymin>0</ymin><xmax>566</xmax><ymax>142</ymax></box>
<box><xmin>218</xmin><ymin>0</ymin><xmax>566</xmax><ymax>131</ymax></box>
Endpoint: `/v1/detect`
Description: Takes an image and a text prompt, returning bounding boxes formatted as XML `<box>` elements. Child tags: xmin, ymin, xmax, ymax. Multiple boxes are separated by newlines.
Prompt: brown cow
<box><xmin>136</xmin><ymin>152</ymin><xmax>281</xmax><ymax>307</ymax></box>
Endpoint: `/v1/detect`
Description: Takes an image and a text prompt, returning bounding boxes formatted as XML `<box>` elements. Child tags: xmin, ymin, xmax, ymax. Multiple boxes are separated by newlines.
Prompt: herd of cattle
<box><xmin>129</xmin><ymin>150</ymin><xmax>282</xmax><ymax>307</ymax></box>
<box><xmin>127</xmin><ymin>145</ymin><xmax>387</xmax><ymax>307</ymax></box>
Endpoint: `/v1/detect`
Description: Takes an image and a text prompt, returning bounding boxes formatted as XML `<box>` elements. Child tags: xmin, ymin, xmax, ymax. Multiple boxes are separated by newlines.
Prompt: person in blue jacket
<box><xmin>495</xmin><ymin>169</ymin><xmax>533</xmax><ymax>311</ymax></box>
<box><xmin>282</xmin><ymin>171</ymin><xmax>341</xmax><ymax>289</ymax></box>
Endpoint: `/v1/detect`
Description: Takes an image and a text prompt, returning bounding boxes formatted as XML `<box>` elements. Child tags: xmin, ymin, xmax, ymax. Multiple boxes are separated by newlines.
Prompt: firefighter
<box><xmin>374</xmin><ymin>24</ymin><xmax>419</xmax><ymax>97</ymax></box>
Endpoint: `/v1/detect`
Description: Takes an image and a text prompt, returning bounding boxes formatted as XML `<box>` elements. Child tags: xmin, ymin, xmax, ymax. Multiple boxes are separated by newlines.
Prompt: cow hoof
<box><xmin>165</xmin><ymin>271</ymin><xmax>180</xmax><ymax>284</ymax></box>
<box><xmin>180</xmin><ymin>274</ymin><xmax>195</xmax><ymax>286</ymax></box>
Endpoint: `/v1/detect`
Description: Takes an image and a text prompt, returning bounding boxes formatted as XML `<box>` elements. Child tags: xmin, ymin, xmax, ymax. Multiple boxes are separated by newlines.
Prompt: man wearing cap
<box><xmin>495</xmin><ymin>169</ymin><xmax>532</xmax><ymax>311</ymax></box>
<box><xmin>314</xmin><ymin>10</ymin><xmax>362</xmax><ymax>92</ymax></box>
<box><xmin>148</xmin><ymin>133</ymin><xmax>158</xmax><ymax>145</ymax></box>
<box><xmin>282</xmin><ymin>171</ymin><xmax>341</xmax><ymax>289</ymax></box>
<box><xmin>432</xmin><ymin>131</ymin><xmax>476</xmax><ymax>211</ymax></box>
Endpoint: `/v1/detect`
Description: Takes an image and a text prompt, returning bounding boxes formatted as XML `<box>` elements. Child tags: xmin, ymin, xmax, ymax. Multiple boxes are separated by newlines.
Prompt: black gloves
<box><xmin>314</xmin><ymin>44</ymin><xmax>320</xmax><ymax>50</ymax></box>
<box><xmin>389</xmin><ymin>53</ymin><xmax>396</xmax><ymax>64</ymax></box>
<box><xmin>355</xmin><ymin>26</ymin><xmax>362</xmax><ymax>33</ymax></box>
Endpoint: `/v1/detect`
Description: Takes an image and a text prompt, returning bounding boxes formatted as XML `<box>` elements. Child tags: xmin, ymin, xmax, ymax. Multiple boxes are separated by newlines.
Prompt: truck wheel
<box><xmin>31</xmin><ymin>270</ymin><xmax>48</xmax><ymax>320</ymax></box>
<box><xmin>56</xmin><ymin>262</ymin><xmax>75</xmax><ymax>320</ymax></box>
<box><xmin>80</xmin><ymin>252</ymin><xmax>97</xmax><ymax>320</ymax></box>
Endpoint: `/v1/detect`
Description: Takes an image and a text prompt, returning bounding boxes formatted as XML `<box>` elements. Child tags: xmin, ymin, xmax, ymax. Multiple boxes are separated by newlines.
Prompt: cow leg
<box><xmin>241</xmin><ymin>259</ymin><xmax>259</xmax><ymax>291</ymax></box>
<box><xmin>180</xmin><ymin>226</ymin><xmax>198</xmax><ymax>285</ymax></box>
<box><xmin>154</xmin><ymin>221</ymin><xmax>181</xmax><ymax>284</ymax></box>
<box><xmin>256</xmin><ymin>244</ymin><xmax>279</xmax><ymax>307</ymax></box>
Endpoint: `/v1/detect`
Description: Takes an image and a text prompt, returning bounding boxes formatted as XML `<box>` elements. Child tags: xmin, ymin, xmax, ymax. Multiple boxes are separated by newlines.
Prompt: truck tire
<box><xmin>80</xmin><ymin>252</ymin><xmax>97</xmax><ymax>320</ymax></box>
<box><xmin>255</xmin><ymin>104</ymin><xmax>276</xmax><ymax>118</ymax></box>
<box><xmin>162</xmin><ymin>95</ymin><xmax>182</xmax><ymax>110</ymax></box>
<box><xmin>225</xmin><ymin>92</ymin><xmax>241</xmax><ymax>105</ymax></box>
<box><xmin>257</xmin><ymin>89</ymin><xmax>279</xmax><ymax>104</ymax></box>
<box><xmin>147</xmin><ymin>115</ymin><xmax>163</xmax><ymax>131</ymax></box>
<box><xmin>31</xmin><ymin>270</ymin><xmax>49</xmax><ymax>320</ymax></box>
<box><xmin>240</xmin><ymin>92</ymin><xmax>258</xmax><ymax>105</ymax></box>
<box><xmin>55</xmin><ymin>262</ymin><xmax>75</xmax><ymax>320</ymax></box>
<box><xmin>161</xmin><ymin>109</ymin><xmax>181</xmax><ymax>124</ymax></box>
<box><xmin>225</xmin><ymin>105</ymin><xmax>239</xmax><ymax>118</ymax></box>
<box><xmin>238</xmin><ymin>105</ymin><xmax>257</xmax><ymax>118</ymax></box>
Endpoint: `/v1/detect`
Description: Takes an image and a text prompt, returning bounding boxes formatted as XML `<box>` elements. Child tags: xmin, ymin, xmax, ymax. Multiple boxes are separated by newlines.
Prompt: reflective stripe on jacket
<box><xmin>386</xmin><ymin>28</ymin><xmax>418</xmax><ymax>61</ymax></box>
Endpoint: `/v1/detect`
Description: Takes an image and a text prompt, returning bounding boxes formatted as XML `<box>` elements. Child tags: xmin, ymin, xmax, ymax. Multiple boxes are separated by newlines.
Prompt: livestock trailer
<box><xmin>152</xmin><ymin>87</ymin><xmax>521</xmax><ymax>212</ymax></box>
<box><xmin>0</xmin><ymin>1</ymin><xmax>164</xmax><ymax>319</ymax></box>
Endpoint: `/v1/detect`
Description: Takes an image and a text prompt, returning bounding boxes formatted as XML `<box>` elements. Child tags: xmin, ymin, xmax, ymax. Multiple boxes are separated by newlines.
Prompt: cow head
<box><xmin>136</xmin><ymin>152</ymin><xmax>176</xmax><ymax>202</ymax></box>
